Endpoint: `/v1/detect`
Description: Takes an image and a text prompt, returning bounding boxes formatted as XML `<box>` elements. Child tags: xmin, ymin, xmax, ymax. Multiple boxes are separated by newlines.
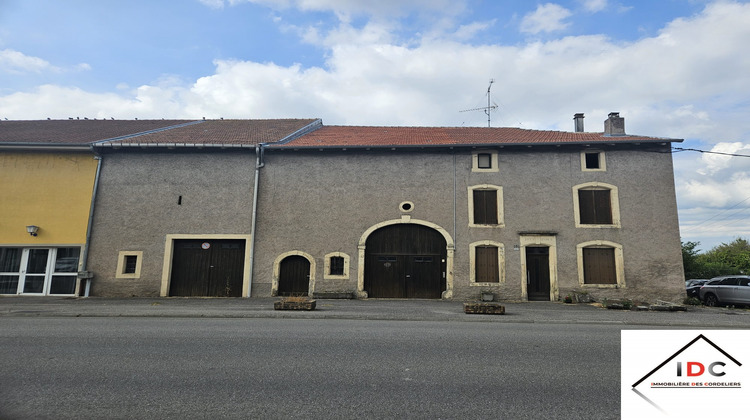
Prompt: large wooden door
<box><xmin>526</xmin><ymin>247</ymin><xmax>550</xmax><ymax>301</ymax></box>
<box><xmin>170</xmin><ymin>239</ymin><xmax>245</xmax><ymax>297</ymax></box>
<box><xmin>364</xmin><ymin>224</ymin><xmax>446</xmax><ymax>299</ymax></box>
<box><xmin>277</xmin><ymin>255</ymin><xmax>310</xmax><ymax>296</ymax></box>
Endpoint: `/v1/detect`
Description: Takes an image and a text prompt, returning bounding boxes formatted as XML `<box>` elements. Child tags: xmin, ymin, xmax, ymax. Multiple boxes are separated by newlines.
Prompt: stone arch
<box><xmin>357</xmin><ymin>216</ymin><xmax>454</xmax><ymax>299</ymax></box>
<box><xmin>272</xmin><ymin>250</ymin><xmax>316</xmax><ymax>296</ymax></box>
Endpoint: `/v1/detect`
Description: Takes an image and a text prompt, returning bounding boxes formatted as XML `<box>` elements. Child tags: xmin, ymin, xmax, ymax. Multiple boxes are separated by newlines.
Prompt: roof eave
<box><xmin>0</xmin><ymin>143</ymin><xmax>94</xmax><ymax>151</ymax></box>
<box><xmin>268</xmin><ymin>137</ymin><xmax>683</xmax><ymax>150</ymax></box>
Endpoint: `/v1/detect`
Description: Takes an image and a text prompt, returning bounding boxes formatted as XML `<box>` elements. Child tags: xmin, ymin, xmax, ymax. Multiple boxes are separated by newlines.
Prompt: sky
<box><xmin>1</xmin><ymin>0</ymin><xmax>749</xmax><ymax>252</ymax></box>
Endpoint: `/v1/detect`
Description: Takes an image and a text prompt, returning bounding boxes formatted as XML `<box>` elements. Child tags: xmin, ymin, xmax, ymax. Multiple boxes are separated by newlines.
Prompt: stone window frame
<box><xmin>572</xmin><ymin>182</ymin><xmax>621</xmax><ymax>228</ymax></box>
<box><xmin>468</xmin><ymin>184</ymin><xmax>505</xmax><ymax>228</ymax></box>
<box><xmin>581</xmin><ymin>150</ymin><xmax>606</xmax><ymax>172</ymax></box>
<box><xmin>576</xmin><ymin>240</ymin><xmax>625</xmax><ymax>288</ymax></box>
<box><xmin>472</xmin><ymin>150</ymin><xmax>499</xmax><ymax>173</ymax></box>
<box><xmin>116</xmin><ymin>251</ymin><xmax>143</xmax><ymax>279</ymax></box>
<box><xmin>469</xmin><ymin>240</ymin><xmax>505</xmax><ymax>286</ymax></box>
<box><xmin>324</xmin><ymin>252</ymin><xmax>350</xmax><ymax>280</ymax></box>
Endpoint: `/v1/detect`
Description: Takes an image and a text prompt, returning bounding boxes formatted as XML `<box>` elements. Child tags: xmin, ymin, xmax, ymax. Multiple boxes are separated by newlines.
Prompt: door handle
<box><xmin>405</xmin><ymin>275</ymin><xmax>411</xmax><ymax>278</ymax></box>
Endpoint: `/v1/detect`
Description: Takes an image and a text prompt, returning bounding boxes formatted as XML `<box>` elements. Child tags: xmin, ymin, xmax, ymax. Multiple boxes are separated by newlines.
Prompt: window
<box><xmin>116</xmin><ymin>251</ymin><xmax>143</xmax><ymax>279</ymax></box>
<box><xmin>0</xmin><ymin>247</ymin><xmax>79</xmax><ymax>295</ymax></box>
<box><xmin>475</xmin><ymin>246</ymin><xmax>499</xmax><ymax>283</ymax></box>
<box><xmin>469</xmin><ymin>185</ymin><xmax>504</xmax><ymax>227</ymax></box>
<box><xmin>329</xmin><ymin>256</ymin><xmax>344</xmax><ymax>276</ymax></box>
<box><xmin>578</xmin><ymin>189</ymin><xmax>612</xmax><ymax>224</ymax></box>
<box><xmin>477</xmin><ymin>153</ymin><xmax>492</xmax><ymax>169</ymax></box>
<box><xmin>470</xmin><ymin>241</ymin><xmax>504</xmax><ymax>284</ymax></box>
<box><xmin>474</xmin><ymin>190</ymin><xmax>497</xmax><ymax>224</ymax></box>
<box><xmin>124</xmin><ymin>256</ymin><xmax>138</xmax><ymax>274</ymax></box>
<box><xmin>577</xmin><ymin>241</ymin><xmax>625</xmax><ymax>288</ymax></box>
<box><xmin>581</xmin><ymin>151</ymin><xmax>606</xmax><ymax>171</ymax></box>
<box><xmin>573</xmin><ymin>183</ymin><xmax>620</xmax><ymax>228</ymax></box>
<box><xmin>582</xmin><ymin>248</ymin><xmax>616</xmax><ymax>284</ymax></box>
<box><xmin>472</xmin><ymin>151</ymin><xmax>499</xmax><ymax>172</ymax></box>
<box><xmin>324</xmin><ymin>252</ymin><xmax>350</xmax><ymax>280</ymax></box>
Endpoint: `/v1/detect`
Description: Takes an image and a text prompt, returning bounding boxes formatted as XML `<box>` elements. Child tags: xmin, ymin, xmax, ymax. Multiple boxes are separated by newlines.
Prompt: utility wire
<box><xmin>672</xmin><ymin>147</ymin><xmax>750</xmax><ymax>158</ymax></box>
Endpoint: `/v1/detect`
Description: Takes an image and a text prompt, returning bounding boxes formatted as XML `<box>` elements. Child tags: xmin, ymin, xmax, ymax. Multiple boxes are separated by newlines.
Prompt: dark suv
<box><xmin>699</xmin><ymin>275</ymin><xmax>750</xmax><ymax>307</ymax></box>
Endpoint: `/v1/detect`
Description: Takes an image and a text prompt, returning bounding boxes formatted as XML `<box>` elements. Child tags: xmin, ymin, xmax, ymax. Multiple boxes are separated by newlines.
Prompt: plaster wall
<box><xmin>255</xmin><ymin>145</ymin><xmax>685</xmax><ymax>303</ymax></box>
<box><xmin>86</xmin><ymin>150</ymin><xmax>255</xmax><ymax>296</ymax></box>
<box><xmin>0</xmin><ymin>151</ymin><xmax>97</xmax><ymax>245</ymax></box>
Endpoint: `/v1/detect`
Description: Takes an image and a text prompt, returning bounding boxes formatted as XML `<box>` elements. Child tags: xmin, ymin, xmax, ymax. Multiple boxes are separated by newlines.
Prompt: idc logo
<box><xmin>676</xmin><ymin>361</ymin><xmax>725</xmax><ymax>377</ymax></box>
<box><xmin>622</xmin><ymin>331</ymin><xmax>747</xmax><ymax>419</ymax></box>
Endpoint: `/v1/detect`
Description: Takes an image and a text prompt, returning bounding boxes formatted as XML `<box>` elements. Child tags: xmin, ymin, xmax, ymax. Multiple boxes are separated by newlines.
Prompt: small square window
<box><xmin>585</xmin><ymin>152</ymin><xmax>600</xmax><ymax>169</ymax></box>
<box><xmin>329</xmin><ymin>256</ymin><xmax>344</xmax><ymax>276</ymax></box>
<box><xmin>116</xmin><ymin>251</ymin><xmax>143</xmax><ymax>279</ymax></box>
<box><xmin>581</xmin><ymin>151</ymin><xmax>606</xmax><ymax>171</ymax></box>
<box><xmin>124</xmin><ymin>255</ymin><xmax>138</xmax><ymax>274</ymax></box>
<box><xmin>477</xmin><ymin>153</ymin><xmax>492</xmax><ymax>169</ymax></box>
<box><xmin>472</xmin><ymin>151</ymin><xmax>498</xmax><ymax>172</ymax></box>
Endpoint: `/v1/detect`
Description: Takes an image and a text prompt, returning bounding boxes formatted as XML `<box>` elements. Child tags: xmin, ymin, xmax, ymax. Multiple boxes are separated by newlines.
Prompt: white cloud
<box><xmin>0</xmin><ymin>49</ymin><xmax>57</xmax><ymax>74</ymax></box>
<box><xmin>520</xmin><ymin>3</ymin><xmax>572</xmax><ymax>34</ymax></box>
<box><xmin>203</xmin><ymin>0</ymin><xmax>465</xmax><ymax>18</ymax></box>
<box><xmin>580</xmin><ymin>0</ymin><xmax>608</xmax><ymax>13</ymax></box>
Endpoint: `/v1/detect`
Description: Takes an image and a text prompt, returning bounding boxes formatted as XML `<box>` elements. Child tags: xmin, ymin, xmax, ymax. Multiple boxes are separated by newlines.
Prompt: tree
<box><xmin>681</xmin><ymin>240</ymin><xmax>746</xmax><ymax>279</ymax></box>
<box><xmin>703</xmin><ymin>238</ymin><xmax>750</xmax><ymax>274</ymax></box>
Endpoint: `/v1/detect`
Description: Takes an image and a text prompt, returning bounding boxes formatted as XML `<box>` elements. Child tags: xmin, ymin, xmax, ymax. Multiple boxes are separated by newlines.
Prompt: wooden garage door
<box><xmin>364</xmin><ymin>224</ymin><xmax>446</xmax><ymax>299</ymax></box>
<box><xmin>170</xmin><ymin>239</ymin><xmax>245</xmax><ymax>297</ymax></box>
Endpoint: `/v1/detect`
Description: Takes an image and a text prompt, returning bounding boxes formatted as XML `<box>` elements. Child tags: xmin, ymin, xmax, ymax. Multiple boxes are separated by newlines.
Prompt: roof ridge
<box><xmin>93</xmin><ymin>120</ymin><xmax>204</xmax><ymax>145</ymax></box>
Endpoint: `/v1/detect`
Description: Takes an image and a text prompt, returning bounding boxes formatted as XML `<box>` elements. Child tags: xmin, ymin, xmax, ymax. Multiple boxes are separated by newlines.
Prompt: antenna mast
<box><xmin>459</xmin><ymin>79</ymin><xmax>498</xmax><ymax>127</ymax></box>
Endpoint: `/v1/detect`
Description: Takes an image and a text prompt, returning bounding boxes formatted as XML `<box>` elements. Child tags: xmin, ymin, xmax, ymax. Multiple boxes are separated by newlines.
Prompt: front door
<box><xmin>526</xmin><ymin>247</ymin><xmax>550</xmax><ymax>301</ymax></box>
<box><xmin>170</xmin><ymin>239</ymin><xmax>245</xmax><ymax>297</ymax></box>
<box><xmin>277</xmin><ymin>255</ymin><xmax>310</xmax><ymax>296</ymax></box>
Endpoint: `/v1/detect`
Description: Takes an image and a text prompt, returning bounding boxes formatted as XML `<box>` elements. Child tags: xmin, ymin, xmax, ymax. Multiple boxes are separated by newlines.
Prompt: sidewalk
<box><xmin>2</xmin><ymin>296</ymin><xmax>750</xmax><ymax>327</ymax></box>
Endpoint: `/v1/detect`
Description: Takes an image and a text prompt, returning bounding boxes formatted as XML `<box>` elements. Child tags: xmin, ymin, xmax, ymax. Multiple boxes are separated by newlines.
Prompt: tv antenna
<box><xmin>460</xmin><ymin>79</ymin><xmax>498</xmax><ymax>127</ymax></box>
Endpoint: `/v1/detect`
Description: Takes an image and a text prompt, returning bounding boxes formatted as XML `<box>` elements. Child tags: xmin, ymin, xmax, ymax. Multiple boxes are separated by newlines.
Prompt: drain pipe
<box><xmin>79</xmin><ymin>150</ymin><xmax>103</xmax><ymax>297</ymax></box>
<box><xmin>247</xmin><ymin>143</ymin><xmax>266</xmax><ymax>297</ymax></box>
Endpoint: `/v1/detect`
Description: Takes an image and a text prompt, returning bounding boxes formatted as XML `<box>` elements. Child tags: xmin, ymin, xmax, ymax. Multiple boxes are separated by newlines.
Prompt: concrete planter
<box><xmin>274</xmin><ymin>299</ymin><xmax>317</xmax><ymax>311</ymax></box>
<box><xmin>463</xmin><ymin>302</ymin><xmax>506</xmax><ymax>315</ymax></box>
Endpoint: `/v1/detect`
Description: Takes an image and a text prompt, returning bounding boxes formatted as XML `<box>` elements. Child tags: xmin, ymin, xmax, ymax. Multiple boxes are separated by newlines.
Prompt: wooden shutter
<box><xmin>473</xmin><ymin>190</ymin><xmax>498</xmax><ymax>224</ymax></box>
<box><xmin>475</xmin><ymin>246</ymin><xmax>499</xmax><ymax>283</ymax></box>
<box><xmin>578</xmin><ymin>189</ymin><xmax>612</xmax><ymax>224</ymax></box>
<box><xmin>583</xmin><ymin>248</ymin><xmax>616</xmax><ymax>284</ymax></box>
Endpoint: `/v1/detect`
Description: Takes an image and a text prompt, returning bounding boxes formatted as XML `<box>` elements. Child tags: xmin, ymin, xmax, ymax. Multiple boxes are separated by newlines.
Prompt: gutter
<box><xmin>79</xmin><ymin>147</ymin><xmax>103</xmax><ymax>297</ymax></box>
<box><xmin>266</xmin><ymin>138</ymin><xmax>682</xmax><ymax>151</ymax></box>
<box><xmin>0</xmin><ymin>143</ymin><xmax>92</xmax><ymax>151</ymax></box>
<box><xmin>246</xmin><ymin>143</ymin><xmax>266</xmax><ymax>297</ymax></box>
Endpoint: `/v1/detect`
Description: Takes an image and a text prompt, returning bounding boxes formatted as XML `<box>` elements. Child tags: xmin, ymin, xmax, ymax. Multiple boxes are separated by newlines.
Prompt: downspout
<box><xmin>80</xmin><ymin>149</ymin><xmax>103</xmax><ymax>297</ymax></box>
<box><xmin>247</xmin><ymin>143</ymin><xmax>266</xmax><ymax>297</ymax></box>
<box><xmin>453</xmin><ymin>150</ymin><xmax>457</xmax><ymax>243</ymax></box>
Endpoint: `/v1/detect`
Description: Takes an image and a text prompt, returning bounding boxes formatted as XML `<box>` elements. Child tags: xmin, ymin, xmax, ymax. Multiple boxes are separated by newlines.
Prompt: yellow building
<box><xmin>0</xmin><ymin>119</ymin><xmax>195</xmax><ymax>295</ymax></box>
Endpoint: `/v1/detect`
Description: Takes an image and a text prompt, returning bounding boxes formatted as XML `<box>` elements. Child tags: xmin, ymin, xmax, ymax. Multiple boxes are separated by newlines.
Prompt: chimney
<box><xmin>573</xmin><ymin>113</ymin><xmax>584</xmax><ymax>132</ymax></box>
<box><xmin>604</xmin><ymin>112</ymin><xmax>625</xmax><ymax>135</ymax></box>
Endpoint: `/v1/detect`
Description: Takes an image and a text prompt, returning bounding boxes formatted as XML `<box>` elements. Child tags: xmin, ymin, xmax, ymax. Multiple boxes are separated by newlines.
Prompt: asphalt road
<box><xmin>0</xmin><ymin>317</ymin><xmax>630</xmax><ymax>420</ymax></box>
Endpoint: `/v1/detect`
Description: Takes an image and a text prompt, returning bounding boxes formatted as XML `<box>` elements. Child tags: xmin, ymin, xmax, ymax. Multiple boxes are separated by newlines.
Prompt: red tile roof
<box><xmin>273</xmin><ymin>126</ymin><xmax>681</xmax><ymax>148</ymax></box>
<box><xmin>101</xmin><ymin>119</ymin><xmax>319</xmax><ymax>147</ymax></box>
<box><xmin>0</xmin><ymin>119</ymin><xmax>320</xmax><ymax>147</ymax></box>
<box><xmin>0</xmin><ymin>119</ymin><xmax>195</xmax><ymax>144</ymax></box>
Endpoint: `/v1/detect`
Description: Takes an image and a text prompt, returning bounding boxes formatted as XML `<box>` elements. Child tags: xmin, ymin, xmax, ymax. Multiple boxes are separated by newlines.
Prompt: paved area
<box><xmin>2</xmin><ymin>296</ymin><xmax>750</xmax><ymax>327</ymax></box>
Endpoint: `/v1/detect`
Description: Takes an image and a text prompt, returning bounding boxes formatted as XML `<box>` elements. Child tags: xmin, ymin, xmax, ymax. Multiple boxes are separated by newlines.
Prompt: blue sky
<box><xmin>2</xmin><ymin>0</ymin><xmax>749</xmax><ymax>252</ymax></box>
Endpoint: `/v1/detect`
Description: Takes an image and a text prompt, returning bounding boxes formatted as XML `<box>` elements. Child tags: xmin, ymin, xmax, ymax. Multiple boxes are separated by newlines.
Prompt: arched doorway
<box><xmin>277</xmin><ymin>255</ymin><xmax>310</xmax><ymax>296</ymax></box>
<box><xmin>364</xmin><ymin>224</ymin><xmax>447</xmax><ymax>298</ymax></box>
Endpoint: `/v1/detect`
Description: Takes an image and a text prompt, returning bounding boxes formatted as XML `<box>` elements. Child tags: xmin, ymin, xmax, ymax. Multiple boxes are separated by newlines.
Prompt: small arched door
<box><xmin>364</xmin><ymin>224</ymin><xmax>446</xmax><ymax>298</ymax></box>
<box><xmin>278</xmin><ymin>255</ymin><xmax>310</xmax><ymax>296</ymax></box>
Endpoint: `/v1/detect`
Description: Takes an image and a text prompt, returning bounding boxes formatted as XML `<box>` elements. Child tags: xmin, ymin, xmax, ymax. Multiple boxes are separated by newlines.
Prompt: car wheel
<box><xmin>704</xmin><ymin>294</ymin><xmax>719</xmax><ymax>307</ymax></box>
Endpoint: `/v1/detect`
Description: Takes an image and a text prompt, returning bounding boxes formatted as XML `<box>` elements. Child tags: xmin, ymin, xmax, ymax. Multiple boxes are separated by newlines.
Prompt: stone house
<box><xmin>254</xmin><ymin>113</ymin><xmax>686</xmax><ymax>302</ymax></box>
<box><xmin>1</xmin><ymin>114</ymin><xmax>686</xmax><ymax>302</ymax></box>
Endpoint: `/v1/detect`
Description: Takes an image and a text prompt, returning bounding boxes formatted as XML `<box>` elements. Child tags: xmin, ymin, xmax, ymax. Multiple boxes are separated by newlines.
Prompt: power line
<box><xmin>672</xmin><ymin>147</ymin><xmax>750</xmax><ymax>158</ymax></box>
